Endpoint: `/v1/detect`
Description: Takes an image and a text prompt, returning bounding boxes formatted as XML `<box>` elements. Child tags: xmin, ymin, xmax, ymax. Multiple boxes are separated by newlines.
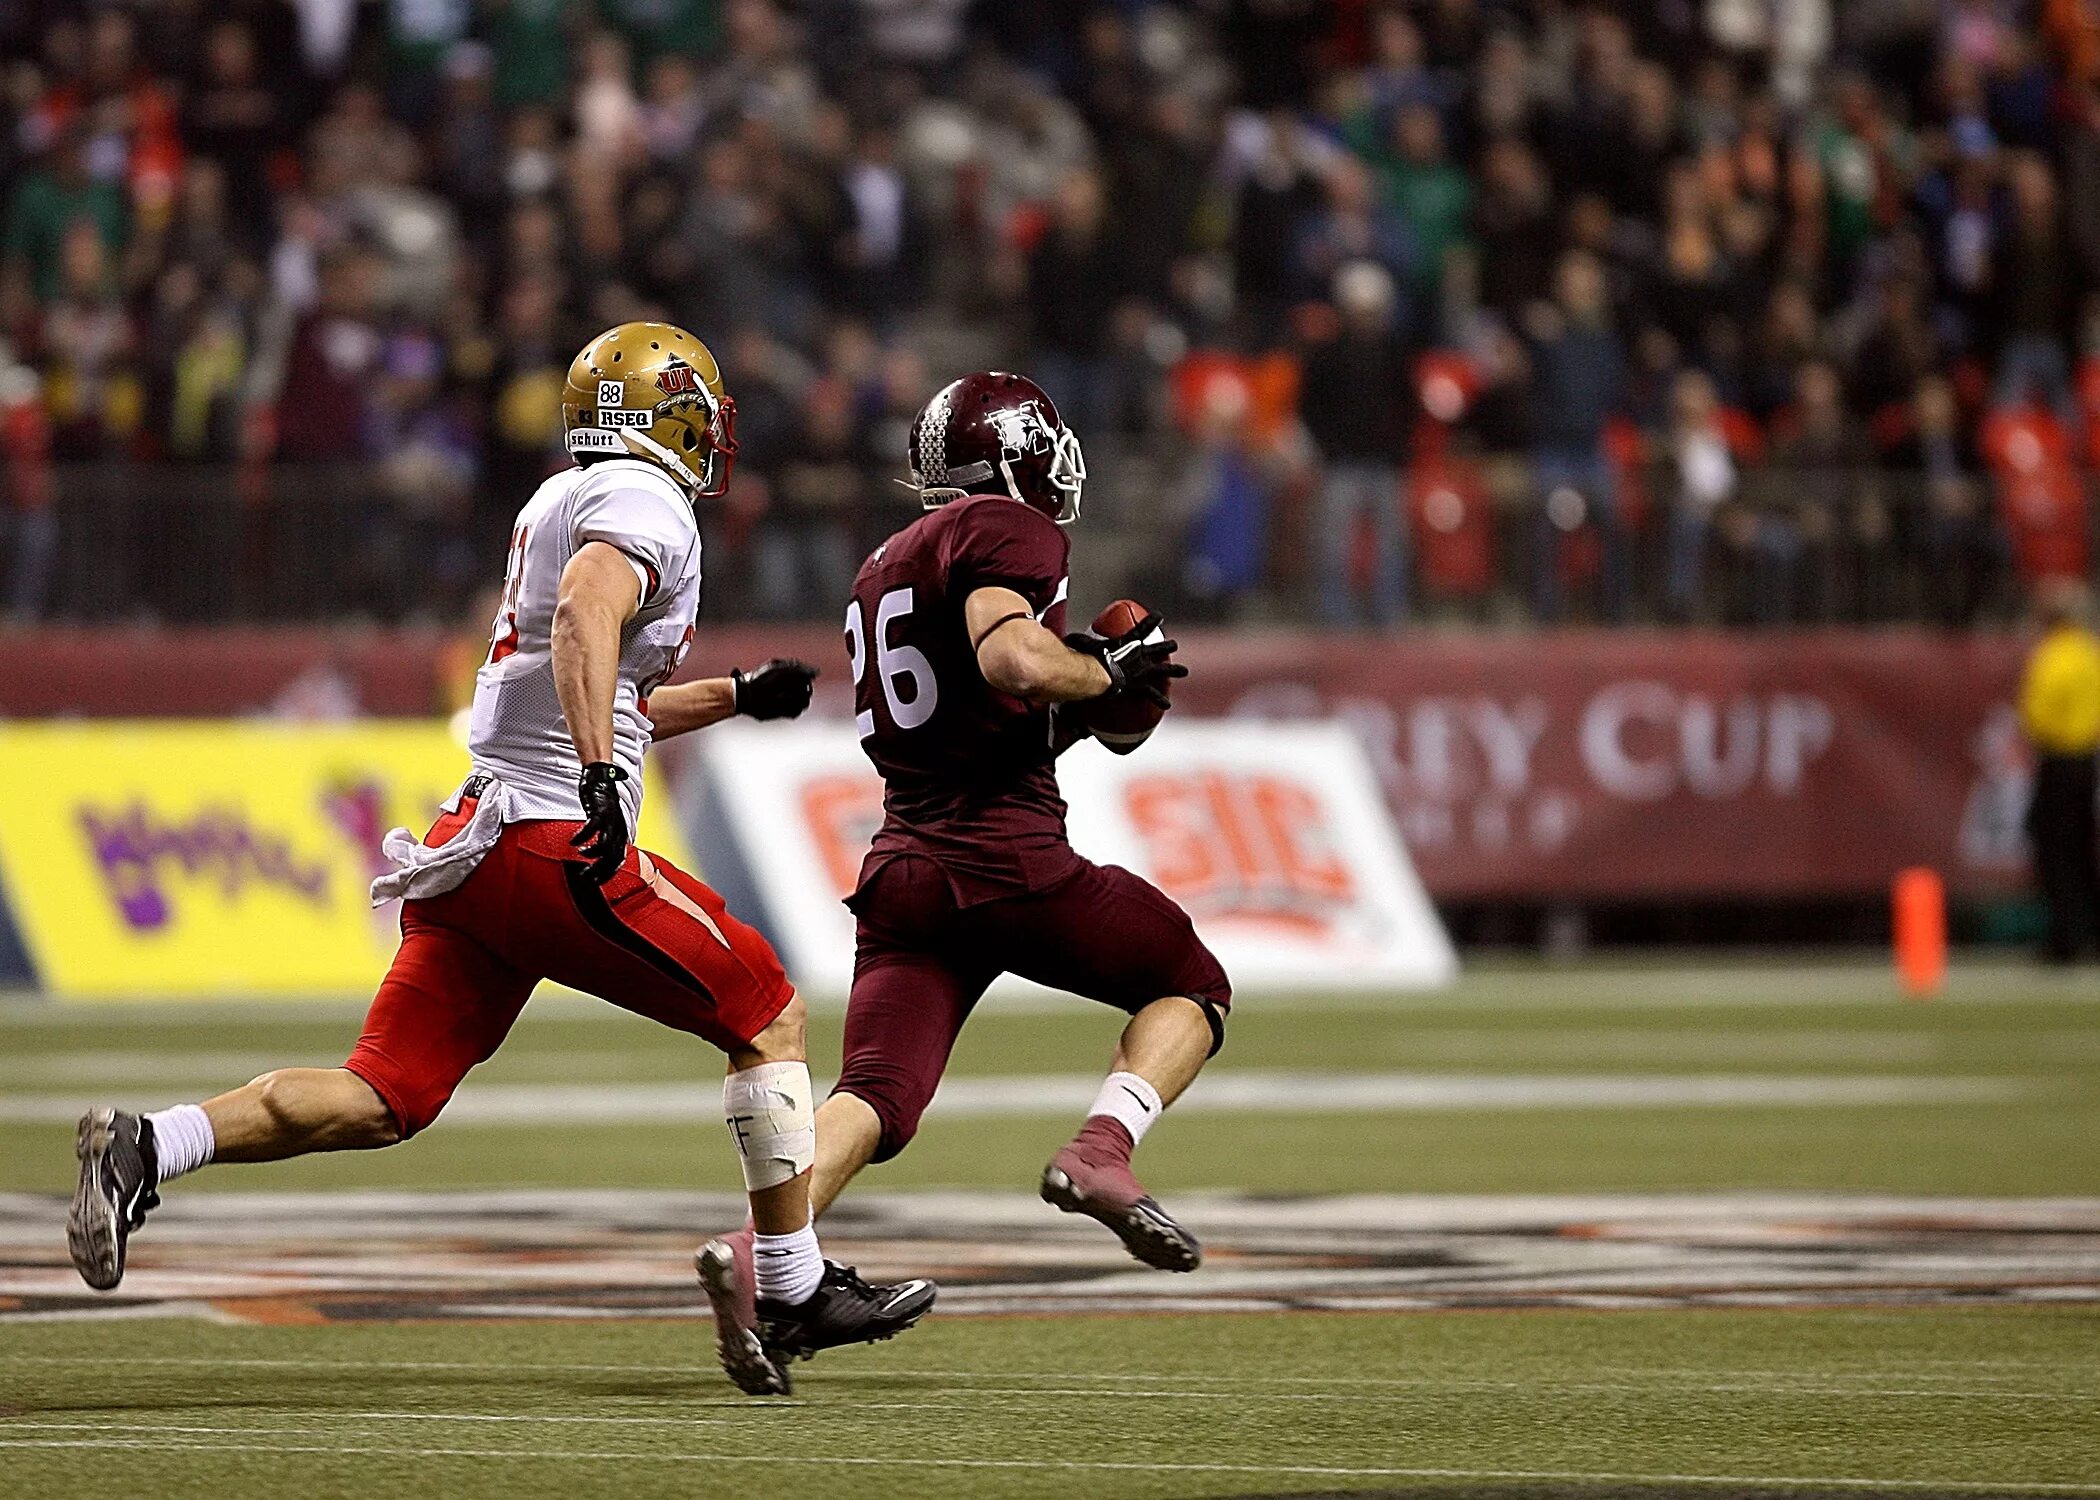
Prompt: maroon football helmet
<box><xmin>907</xmin><ymin>371</ymin><xmax>1087</xmax><ymax>523</ymax></box>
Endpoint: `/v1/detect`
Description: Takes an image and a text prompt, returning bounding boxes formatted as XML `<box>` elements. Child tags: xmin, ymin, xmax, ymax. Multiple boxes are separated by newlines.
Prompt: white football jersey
<box><xmin>468</xmin><ymin>459</ymin><xmax>700</xmax><ymax>833</ymax></box>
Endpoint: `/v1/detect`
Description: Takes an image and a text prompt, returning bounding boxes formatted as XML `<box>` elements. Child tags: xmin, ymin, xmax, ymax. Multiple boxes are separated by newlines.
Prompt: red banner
<box><xmin>1163</xmin><ymin>632</ymin><xmax>2031</xmax><ymax>900</ymax></box>
<box><xmin>1</xmin><ymin>627</ymin><xmax>2034</xmax><ymax>900</ymax></box>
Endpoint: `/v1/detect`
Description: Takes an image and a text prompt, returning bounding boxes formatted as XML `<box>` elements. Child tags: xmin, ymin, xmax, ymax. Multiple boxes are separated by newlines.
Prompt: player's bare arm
<box><xmin>968</xmin><ymin>585</ymin><xmax>1112</xmax><ymax>700</ymax></box>
<box><xmin>551</xmin><ymin>541</ymin><xmax>645</xmax><ymax>884</ymax></box>
<box><xmin>552</xmin><ymin>540</ymin><xmax>642</xmax><ymax>766</ymax></box>
<box><xmin>646</xmin><ymin>676</ymin><xmax>738</xmax><ymax>736</ymax></box>
<box><xmin>647</xmin><ymin>659</ymin><xmax>820</xmax><ymax>739</ymax></box>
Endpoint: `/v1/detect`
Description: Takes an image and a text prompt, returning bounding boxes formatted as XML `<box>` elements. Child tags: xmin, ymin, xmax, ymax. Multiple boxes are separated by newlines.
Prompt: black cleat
<box><xmin>69</xmin><ymin>1108</ymin><xmax>159</xmax><ymax>1291</ymax></box>
<box><xmin>758</xmin><ymin>1261</ymin><xmax>937</xmax><ymax>1365</ymax></box>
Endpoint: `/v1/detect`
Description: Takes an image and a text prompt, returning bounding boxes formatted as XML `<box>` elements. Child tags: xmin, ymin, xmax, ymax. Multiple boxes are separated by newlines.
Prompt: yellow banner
<box><xmin>0</xmin><ymin>722</ymin><xmax>692</xmax><ymax>998</ymax></box>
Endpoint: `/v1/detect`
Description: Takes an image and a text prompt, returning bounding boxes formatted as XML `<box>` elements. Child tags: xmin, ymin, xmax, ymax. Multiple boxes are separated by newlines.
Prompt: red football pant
<box><xmin>344</xmin><ymin>819</ymin><xmax>794</xmax><ymax>1137</ymax></box>
<box><xmin>837</xmin><ymin>853</ymin><xmax>1231</xmax><ymax>1161</ymax></box>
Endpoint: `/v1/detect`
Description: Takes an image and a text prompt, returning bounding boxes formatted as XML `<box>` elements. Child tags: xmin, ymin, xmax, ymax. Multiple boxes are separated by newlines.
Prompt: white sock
<box><xmin>145</xmin><ymin>1104</ymin><xmax>215</xmax><ymax>1185</ymax></box>
<box><xmin>752</xmin><ymin>1219</ymin><xmax>823</xmax><ymax>1305</ymax></box>
<box><xmin>1087</xmin><ymin>1071</ymin><xmax>1164</xmax><ymax>1146</ymax></box>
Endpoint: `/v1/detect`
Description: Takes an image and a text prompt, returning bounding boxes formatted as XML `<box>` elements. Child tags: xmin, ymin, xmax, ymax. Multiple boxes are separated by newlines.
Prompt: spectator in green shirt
<box><xmin>1375</xmin><ymin>103</ymin><xmax>1470</xmax><ymax>309</ymax></box>
<box><xmin>597</xmin><ymin>0</ymin><xmax>720</xmax><ymax>66</ymax></box>
<box><xmin>494</xmin><ymin>0</ymin><xmax>575</xmax><ymax>109</ymax></box>
<box><xmin>3</xmin><ymin>131</ymin><xmax>127</xmax><ymax>306</ymax></box>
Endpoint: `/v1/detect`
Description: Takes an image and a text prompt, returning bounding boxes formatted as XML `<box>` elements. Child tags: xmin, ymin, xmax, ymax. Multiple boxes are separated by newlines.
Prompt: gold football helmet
<box><xmin>561</xmin><ymin>322</ymin><xmax>737</xmax><ymax>496</ymax></box>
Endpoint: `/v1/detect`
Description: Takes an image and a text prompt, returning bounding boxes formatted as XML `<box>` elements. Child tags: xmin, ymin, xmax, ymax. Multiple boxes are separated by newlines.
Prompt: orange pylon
<box><xmin>1893</xmin><ymin>867</ymin><xmax>1946</xmax><ymax>999</ymax></box>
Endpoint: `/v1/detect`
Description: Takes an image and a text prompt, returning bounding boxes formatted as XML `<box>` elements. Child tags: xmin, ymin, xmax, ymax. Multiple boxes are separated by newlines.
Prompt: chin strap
<box><xmin>619</xmin><ymin>428</ymin><xmax>704</xmax><ymax>494</ymax></box>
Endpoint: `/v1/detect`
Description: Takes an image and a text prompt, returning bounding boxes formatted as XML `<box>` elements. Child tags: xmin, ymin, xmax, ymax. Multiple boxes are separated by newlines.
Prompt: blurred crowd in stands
<box><xmin>3</xmin><ymin>0</ymin><xmax>2100</xmax><ymax>628</ymax></box>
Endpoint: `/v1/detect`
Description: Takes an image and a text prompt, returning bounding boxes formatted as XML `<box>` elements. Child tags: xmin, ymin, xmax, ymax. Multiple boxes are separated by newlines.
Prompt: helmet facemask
<box><xmin>1032</xmin><ymin>417</ymin><xmax>1086</xmax><ymax>524</ymax></box>
<box><xmin>615</xmin><ymin>388</ymin><xmax>738</xmax><ymax>498</ymax></box>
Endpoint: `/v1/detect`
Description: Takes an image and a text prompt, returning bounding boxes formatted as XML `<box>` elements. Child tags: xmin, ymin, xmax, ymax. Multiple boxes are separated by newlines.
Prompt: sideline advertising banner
<box><xmin>1</xmin><ymin>626</ymin><xmax>2031</xmax><ymax>901</ymax></box>
<box><xmin>0</xmin><ymin>723</ymin><xmax>690</xmax><ymax>998</ymax></box>
<box><xmin>1162</xmin><ymin>633</ymin><xmax>2030</xmax><ymax>900</ymax></box>
<box><xmin>696</xmin><ymin>719</ymin><xmax>1456</xmax><ymax>997</ymax></box>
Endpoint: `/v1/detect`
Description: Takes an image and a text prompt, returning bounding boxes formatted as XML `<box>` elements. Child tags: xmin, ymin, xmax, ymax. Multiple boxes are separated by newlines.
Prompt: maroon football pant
<box><xmin>837</xmin><ymin>854</ymin><xmax>1231</xmax><ymax>1161</ymax></box>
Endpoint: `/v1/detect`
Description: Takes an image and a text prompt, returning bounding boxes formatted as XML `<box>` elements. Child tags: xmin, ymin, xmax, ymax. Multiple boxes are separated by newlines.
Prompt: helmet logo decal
<box><xmin>988</xmin><ymin>401</ymin><xmax>1050</xmax><ymax>456</ymax></box>
<box><xmin>655</xmin><ymin>360</ymin><xmax>703</xmax><ymax>398</ymax></box>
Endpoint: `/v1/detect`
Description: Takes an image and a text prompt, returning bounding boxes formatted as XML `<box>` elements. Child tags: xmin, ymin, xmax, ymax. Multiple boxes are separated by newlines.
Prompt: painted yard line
<box><xmin>915</xmin><ymin>1369</ymin><xmax>2100</xmax><ymax>1397</ymax></box>
<box><xmin>1584</xmin><ymin>1365</ymin><xmax>2083</xmax><ymax>1386</ymax></box>
<box><xmin>1449</xmin><ymin>964</ymin><xmax>2100</xmax><ymax>1007</ymax></box>
<box><xmin>0</xmin><ymin>1051</ymin><xmax>367</xmax><ymax>1086</ymax></box>
<box><xmin>71</xmin><ymin>1381</ymin><xmax>2091</xmax><ymax>1409</ymax></box>
<box><xmin>902</xmin><ymin>1382</ymin><xmax>2097</xmax><ymax>1403</ymax></box>
<box><xmin>1</xmin><ymin>1423</ymin><xmax>349</xmax><ymax>1438</ymax></box>
<box><xmin>0</xmin><ymin>1030</ymin><xmax>1972</xmax><ymax>1084</ymax></box>
<box><xmin>5</xmin><ymin>964</ymin><xmax>2098</xmax><ymax>1022</ymax></box>
<box><xmin>6</xmin><ymin>1413</ymin><xmax>760</xmax><ymax>1432</ymax></box>
<box><xmin>0</xmin><ymin>997</ymin><xmax>364</xmax><ymax>1025</ymax></box>
<box><xmin>5</xmin><ymin>1355</ymin><xmax>2087</xmax><ymax>1404</ymax></box>
<box><xmin>8</xmin><ymin>1355</ymin><xmax>712</xmax><ymax>1376</ymax></box>
<box><xmin>1</xmin><ymin>1049</ymin><xmax>818</xmax><ymax>1087</ymax></box>
<box><xmin>1852</xmin><ymin>1357</ymin><xmax>2100</xmax><ymax>1373</ymax></box>
<box><xmin>0</xmin><ymin>1071</ymin><xmax>2029</xmax><ymax>1126</ymax></box>
<box><xmin>0</xmin><ymin>1302</ymin><xmax>248</xmax><ymax>1326</ymax></box>
<box><xmin>1376</xmin><ymin>1030</ymin><xmax>1952</xmax><ymax>1063</ymax></box>
<box><xmin>6</xmin><ymin>1183</ymin><xmax>2092</xmax><ymax>1219</ymax></box>
<box><xmin>9</xmin><ymin>1185</ymin><xmax>2091</xmax><ymax>1231</ymax></box>
<box><xmin>0</xmin><ymin>1435</ymin><xmax>2094</xmax><ymax>1493</ymax></box>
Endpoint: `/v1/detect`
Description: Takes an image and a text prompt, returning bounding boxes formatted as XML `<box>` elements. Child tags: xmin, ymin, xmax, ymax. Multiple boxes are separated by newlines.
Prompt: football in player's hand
<box><xmin>1081</xmin><ymin>598</ymin><xmax>1171</xmax><ymax>753</ymax></box>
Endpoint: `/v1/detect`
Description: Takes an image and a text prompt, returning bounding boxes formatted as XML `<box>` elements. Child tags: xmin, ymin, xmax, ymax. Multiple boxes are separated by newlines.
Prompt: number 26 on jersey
<box><xmin>846</xmin><ymin>588</ymin><xmax>937</xmax><ymax>737</ymax></box>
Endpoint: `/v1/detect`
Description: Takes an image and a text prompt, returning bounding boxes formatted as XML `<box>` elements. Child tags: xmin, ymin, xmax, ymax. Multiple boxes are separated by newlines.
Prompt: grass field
<box><xmin>2</xmin><ymin>960</ymin><xmax>2097</xmax><ymax>1497</ymax></box>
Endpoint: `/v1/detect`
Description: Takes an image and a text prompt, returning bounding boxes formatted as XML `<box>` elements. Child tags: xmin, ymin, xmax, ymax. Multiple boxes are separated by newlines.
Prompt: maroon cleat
<box><xmin>1040</xmin><ymin>1118</ymin><xmax>1201</xmax><ymax>1272</ymax></box>
<box><xmin>696</xmin><ymin>1228</ymin><xmax>791</xmax><ymax>1395</ymax></box>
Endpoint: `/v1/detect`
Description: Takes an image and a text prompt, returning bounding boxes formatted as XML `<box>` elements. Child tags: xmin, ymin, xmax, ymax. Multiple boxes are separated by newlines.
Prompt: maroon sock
<box><xmin>1069</xmin><ymin>1114</ymin><xmax>1136</xmax><ymax>1168</ymax></box>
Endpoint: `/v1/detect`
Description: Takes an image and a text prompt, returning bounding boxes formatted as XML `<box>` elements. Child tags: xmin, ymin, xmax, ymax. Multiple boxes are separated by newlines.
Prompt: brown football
<box><xmin>1082</xmin><ymin>598</ymin><xmax>1168</xmax><ymax>752</ymax></box>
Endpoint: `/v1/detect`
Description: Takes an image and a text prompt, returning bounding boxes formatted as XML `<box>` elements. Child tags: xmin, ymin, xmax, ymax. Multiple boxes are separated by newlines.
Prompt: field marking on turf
<box><xmin>2</xmin><ymin>1423</ymin><xmax>352</xmax><ymax>1438</ymax></box>
<box><xmin>707</xmin><ymin>1381</ymin><xmax>2099</xmax><ymax>1403</ymax></box>
<box><xmin>8</xmin><ymin>1355</ymin><xmax>2089</xmax><ymax>1404</ymax></box>
<box><xmin>5</xmin><ymin>1191</ymin><xmax>2093</xmax><ymax>1321</ymax></box>
<box><xmin>1438</xmin><ymin>965</ymin><xmax>2100</xmax><ymax>1009</ymax></box>
<box><xmin>0</xmin><ymin>1435</ymin><xmax>2096</xmax><ymax>1493</ymax></box>
<box><xmin>11</xmin><ymin>1337</ymin><xmax>2093</xmax><ymax>1386</ymax></box>
<box><xmin>917</xmin><ymin>1382</ymin><xmax>2099</xmax><ymax>1402</ymax></box>
<box><xmin>0</xmin><ymin>1301</ymin><xmax>253</xmax><ymax>1326</ymax></box>
<box><xmin>7</xmin><ymin>964</ymin><xmax>2100</xmax><ymax>1021</ymax></box>
<box><xmin>0</xmin><ymin>1070</ymin><xmax>2030</xmax><ymax>1125</ymax></box>
<box><xmin>0</xmin><ymin>1051</ymin><xmax>350</xmax><ymax>1085</ymax></box>
<box><xmin>3</xmin><ymin>1029</ymin><xmax>1992</xmax><ymax>1085</ymax></box>
<box><xmin>6</xmin><ymin>1412</ymin><xmax>759</xmax><ymax>1431</ymax></box>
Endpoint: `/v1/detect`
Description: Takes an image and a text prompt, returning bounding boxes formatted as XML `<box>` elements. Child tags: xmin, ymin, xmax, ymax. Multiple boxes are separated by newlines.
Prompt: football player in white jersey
<box><xmin>68</xmin><ymin>323</ymin><xmax>935</xmax><ymax>1396</ymax></box>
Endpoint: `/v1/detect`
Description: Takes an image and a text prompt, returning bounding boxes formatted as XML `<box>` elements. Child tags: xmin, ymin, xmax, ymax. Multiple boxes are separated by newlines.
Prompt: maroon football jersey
<box><xmin>847</xmin><ymin>494</ymin><xmax>1078</xmax><ymax>905</ymax></box>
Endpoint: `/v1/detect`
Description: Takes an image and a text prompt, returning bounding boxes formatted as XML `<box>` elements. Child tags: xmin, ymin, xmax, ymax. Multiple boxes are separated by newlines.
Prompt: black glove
<box><xmin>732</xmin><ymin>658</ymin><xmax>819</xmax><ymax>720</ymax></box>
<box><xmin>1047</xmin><ymin>702</ymin><xmax>1093</xmax><ymax>757</ymax></box>
<box><xmin>571</xmin><ymin>761</ymin><xmax>631</xmax><ymax>885</ymax></box>
<box><xmin>1065</xmin><ymin>611</ymin><xmax>1188</xmax><ymax>710</ymax></box>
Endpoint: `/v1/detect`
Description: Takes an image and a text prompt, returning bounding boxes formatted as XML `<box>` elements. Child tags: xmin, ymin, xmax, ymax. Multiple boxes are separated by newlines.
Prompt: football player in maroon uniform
<box><xmin>701</xmin><ymin>371</ymin><xmax>1230</xmax><ymax>1367</ymax></box>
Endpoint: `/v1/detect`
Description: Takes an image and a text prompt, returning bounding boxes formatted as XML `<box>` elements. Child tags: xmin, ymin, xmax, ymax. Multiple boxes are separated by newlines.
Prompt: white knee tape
<box><xmin>723</xmin><ymin>1061</ymin><xmax>816</xmax><ymax>1192</ymax></box>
